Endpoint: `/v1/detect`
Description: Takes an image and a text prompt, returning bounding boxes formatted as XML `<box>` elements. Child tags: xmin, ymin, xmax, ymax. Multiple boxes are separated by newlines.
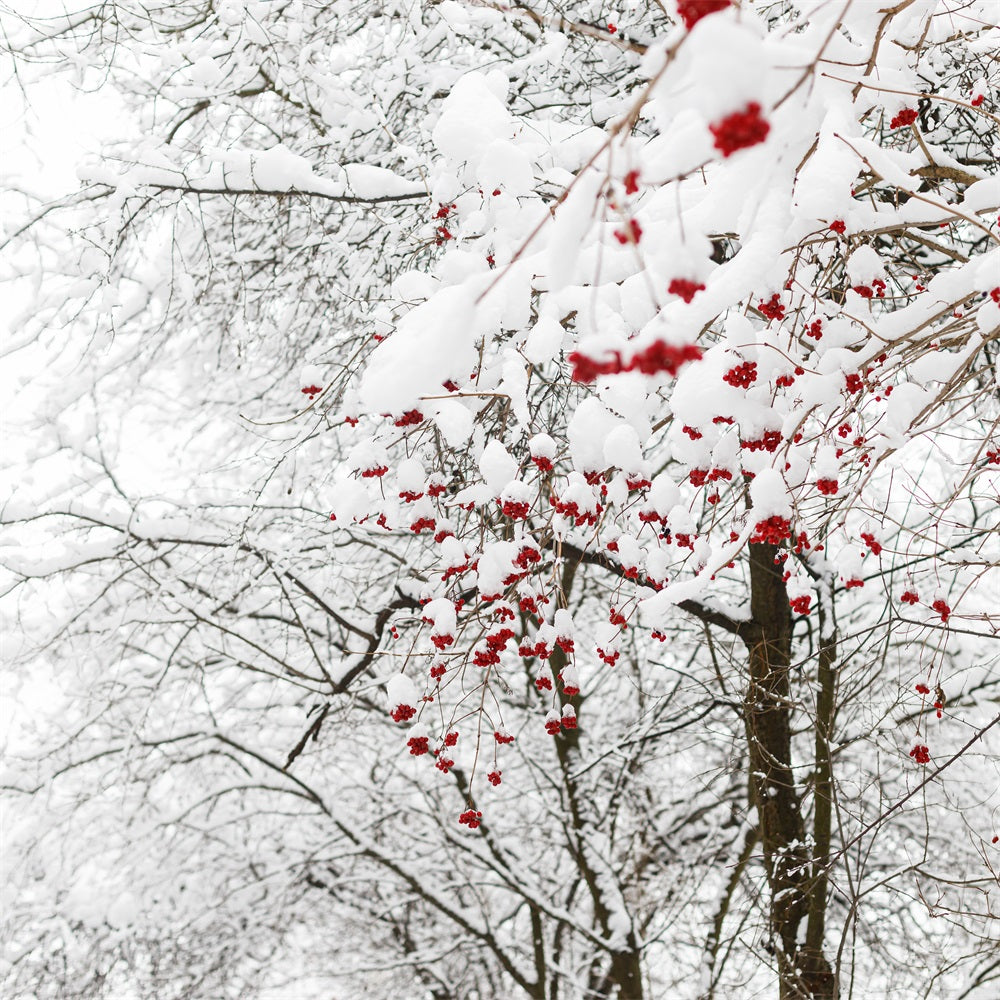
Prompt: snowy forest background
<box><xmin>1</xmin><ymin>1</ymin><xmax>999</xmax><ymax>998</ymax></box>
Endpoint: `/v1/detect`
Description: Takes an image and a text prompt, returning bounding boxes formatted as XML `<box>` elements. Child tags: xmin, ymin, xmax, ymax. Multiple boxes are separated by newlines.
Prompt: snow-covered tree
<box><xmin>2</xmin><ymin>2</ymin><xmax>998</xmax><ymax>998</ymax></box>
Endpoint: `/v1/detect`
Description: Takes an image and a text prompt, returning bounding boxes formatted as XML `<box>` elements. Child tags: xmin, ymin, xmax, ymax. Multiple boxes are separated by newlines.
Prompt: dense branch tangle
<box><xmin>2</xmin><ymin>2</ymin><xmax>999</xmax><ymax>1000</ymax></box>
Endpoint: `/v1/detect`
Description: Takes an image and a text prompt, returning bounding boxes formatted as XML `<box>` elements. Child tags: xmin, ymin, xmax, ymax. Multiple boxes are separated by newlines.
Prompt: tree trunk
<box><xmin>744</xmin><ymin>542</ymin><xmax>836</xmax><ymax>999</ymax></box>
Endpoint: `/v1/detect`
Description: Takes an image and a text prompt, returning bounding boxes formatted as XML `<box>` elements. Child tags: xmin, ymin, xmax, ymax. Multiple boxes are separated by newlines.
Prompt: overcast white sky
<box><xmin>0</xmin><ymin>28</ymin><xmax>126</xmax><ymax>743</ymax></box>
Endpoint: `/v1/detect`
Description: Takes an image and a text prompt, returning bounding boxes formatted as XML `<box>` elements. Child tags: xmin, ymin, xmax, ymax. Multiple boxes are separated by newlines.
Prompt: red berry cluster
<box><xmin>394</xmin><ymin>409</ymin><xmax>424</xmax><ymax>427</ymax></box>
<box><xmin>520</xmin><ymin>637</ymin><xmax>551</xmax><ymax>659</ymax></box>
<box><xmin>688</xmin><ymin>468</ymin><xmax>732</xmax><ymax>487</ymax></box>
<box><xmin>559</xmin><ymin>672</ymin><xmax>580</xmax><ymax>697</ymax></box>
<box><xmin>613</xmin><ymin>219</ymin><xmax>642</xmax><ymax>244</ymax></box>
<box><xmin>750</xmin><ymin>515</ymin><xmax>792</xmax><ymax>545</ymax></box>
<box><xmin>742</xmin><ymin>431</ymin><xmax>782</xmax><ymax>453</ymax></box>
<box><xmin>723</xmin><ymin>361</ymin><xmax>757</xmax><ymax>388</ymax></box>
<box><xmin>434</xmin><ymin>203</ymin><xmax>457</xmax><ymax>245</ymax></box>
<box><xmin>301</xmin><ymin>383</ymin><xmax>323</xmax><ymax>399</ymax></box>
<box><xmin>890</xmin><ymin>108</ymin><xmax>918</xmax><ymax>129</ymax></box>
<box><xmin>816</xmin><ymin>478</ymin><xmax>838</xmax><ymax>495</ymax></box>
<box><xmin>806</xmin><ymin>318</ymin><xmax>823</xmax><ymax>339</ymax></box>
<box><xmin>853</xmin><ymin>278</ymin><xmax>886</xmax><ymax>299</ymax></box>
<box><xmin>500</xmin><ymin>499</ymin><xmax>531</xmax><ymax>519</ymax></box>
<box><xmin>789</xmin><ymin>595</ymin><xmax>811</xmax><ymax>615</ymax></box>
<box><xmin>632</xmin><ymin>341</ymin><xmax>704</xmax><ymax>375</ymax></box>
<box><xmin>623</xmin><ymin>169</ymin><xmax>640</xmax><ymax>194</ymax></box>
<box><xmin>931</xmin><ymin>599</ymin><xmax>951</xmax><ymax>622</ymax></box>
<box><xmin>845</xmin><ymin>373</ymin><xmax>864</xmax><ymax>394</ymax></box>
<box><xmin>677</xmin><ymin>0</ymin><xmax>731</xmax><ymax>29</ymax></box>
<box><xmin>392</xmin><ymin>704</ymin><xmax>416</xmax><ymax>723</ymax></box>
<box><xmin>569</xmin><ymin>342</ymin><xmax>702</xmax><ymax>383</ymax></box>
<box><xmin>900</xmin><ymin>590</ymin><xmax>919</xmax><ymax>605</ymax></box>
<box><xmin>758</xmin><ymin>293</ymin><xmax>785</xmax><ymax>321</ymax></box>
<box><xmin>668</xmin><ymin>277</ymin><xmax>706</xmax><ymax>303</ymax></box>
<box><xmin>710</xmin><ymin>102</ymin><xmax>770</xmax><ymax>157</ymax></box>
<box><xmin>361</xmin><ymin>464</ymin><xmax>389</xmax><ymax>478</ymax></box>
<box><xmin>515</xmin><ymin>546</ymin><xmax>541</xmax><ymax>570</ymax></box>
<box><xmin>860</xmin><ymin>532</ymin><xmax>882</xmax><ymax>555</ymax></box>
<box><xmin>549</xmin><ymin>496</ymin><xmax>598</xmax><ymax>527</ymax></box>
<box><xmin>829</xmin><ymin>220</ymin><xmax>846</xmax><ymax>234</ymax></box>
<box><xmin>909</xmin><ymin>744</ymin><xmax>930</xmax><ymax>764</ymax></box>
<box><xmin>458</xmin><ymin>809</ymin><xmax>483</xmax><ymax>828</ymax></box>
<box><xmin>407</xmin><ymin>735</ymin><xmax>429</xmax><ymax>755</ymax></box>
